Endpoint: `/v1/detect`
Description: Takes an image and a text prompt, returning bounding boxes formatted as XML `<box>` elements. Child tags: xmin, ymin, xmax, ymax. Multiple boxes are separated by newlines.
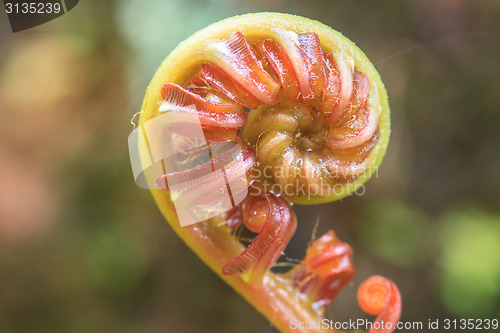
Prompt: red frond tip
<box><xmin>357</xmin><ymin>275</ymin><xmax>402</xmax><ymax>333</ymax></box>
<box><xmin>262</xmin><ymin>31</ymin><xmax>325</xmax><ymax>102</ymax></box>
<box><xmin>203</xmin><ymin>31</ymin><xmax>280</xmax><ymax>109</ymax></box>
<box><xmin>160</xmin><ymin>83</ymin><xmax>247</xmax><ymax>142</ymax></box>
<box><xmin>222</xmin><ymin>192</ymin><xmax>297</xmax><ymax>282</ymax></box>
<box><xmin>242</xmin><ymin>196</ymin><xmax>270</xmax><ymax>233</ymax></box>
<box><xmin>291</xmin><ymin>231</ymin><xmax>356</xmax><ymax>309</ymax></box>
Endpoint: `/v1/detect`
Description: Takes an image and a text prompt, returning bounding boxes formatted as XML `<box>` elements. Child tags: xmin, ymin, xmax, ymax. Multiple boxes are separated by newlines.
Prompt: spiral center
<box><xmin>293</xmin><ymin>108</ymin><xmax>328</xmax><ymax>152</ymax></box>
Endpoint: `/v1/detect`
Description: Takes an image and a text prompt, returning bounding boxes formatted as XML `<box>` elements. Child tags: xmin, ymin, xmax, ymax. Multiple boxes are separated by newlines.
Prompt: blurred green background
<box><xmin>1</xmin><ymin>1</ymin><xmax>499</xmax><ymax>332</ymax></box>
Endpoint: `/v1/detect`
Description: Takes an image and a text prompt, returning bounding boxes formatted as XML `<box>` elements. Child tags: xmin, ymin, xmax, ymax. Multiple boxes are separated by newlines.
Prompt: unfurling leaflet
<box><xmin>358</xmin><ymin>275</ymin><xmax>402</xmax><ymax>333</ymax></box>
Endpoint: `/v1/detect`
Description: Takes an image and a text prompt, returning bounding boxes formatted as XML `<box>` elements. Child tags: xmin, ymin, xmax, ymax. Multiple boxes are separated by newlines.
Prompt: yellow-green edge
<box><xmin>138</xmin><ymin>12</ymin><xmax>390</xmax><ymax>333</ymax></box>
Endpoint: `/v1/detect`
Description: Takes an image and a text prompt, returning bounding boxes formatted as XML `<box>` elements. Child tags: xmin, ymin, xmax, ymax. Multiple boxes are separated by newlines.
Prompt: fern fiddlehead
<box><xmin>136</xmin><ymin>13</ymin><xmax>400</xmax><ymax>333</ymax></box>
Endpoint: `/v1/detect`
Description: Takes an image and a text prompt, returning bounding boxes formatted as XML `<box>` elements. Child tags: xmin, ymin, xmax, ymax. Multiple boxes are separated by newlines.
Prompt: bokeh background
<box><xmin>1</xmin><ymin>1</ymin><xmax>500</xmax><ymax>332</ymax></box>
